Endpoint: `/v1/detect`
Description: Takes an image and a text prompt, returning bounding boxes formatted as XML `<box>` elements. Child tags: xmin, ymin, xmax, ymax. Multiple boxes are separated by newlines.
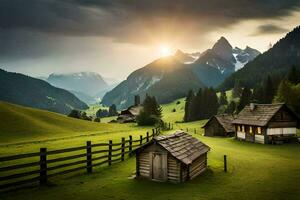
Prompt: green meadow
<box><xmin>0</xmin><ymin>100</ymin><xmax>299</xmax><ymax>200</ymax></box>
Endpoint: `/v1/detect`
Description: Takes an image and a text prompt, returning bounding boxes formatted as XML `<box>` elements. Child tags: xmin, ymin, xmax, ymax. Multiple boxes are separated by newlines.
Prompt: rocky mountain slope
<box><xmin>219</xmin><ymin>26</ymin><xmax>300</xmax><ymax>90</ymax></box>
<box><xmin>102</xmin><ymin>37</ymin><xmax>260</xmax><ymax>108</ymax></box>
<box><xmin>102</xmin><ymin>57</ymin><xmax>204</xmax><ymax>109</ymax></box>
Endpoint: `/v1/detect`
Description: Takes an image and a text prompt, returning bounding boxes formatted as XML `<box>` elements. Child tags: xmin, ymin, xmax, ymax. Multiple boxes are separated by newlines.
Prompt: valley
<box><xmin>1</xmin><ymin>2</ymin><xmax>300</xmax><ymax>198</ymax></box>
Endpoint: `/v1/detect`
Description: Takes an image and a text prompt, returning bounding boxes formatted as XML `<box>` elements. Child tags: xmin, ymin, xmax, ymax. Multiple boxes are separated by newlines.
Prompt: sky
<box><xmin>1</xmin><ymin>0</ymin><xmax>300</xmax><ymax>80</ymax></box>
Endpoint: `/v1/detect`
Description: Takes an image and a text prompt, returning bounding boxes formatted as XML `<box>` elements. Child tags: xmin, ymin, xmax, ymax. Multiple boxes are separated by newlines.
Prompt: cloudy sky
<box><xmin>1</xmin><ymin>0</ymin><xmax>300</xmax><ymax>80</ymax></box>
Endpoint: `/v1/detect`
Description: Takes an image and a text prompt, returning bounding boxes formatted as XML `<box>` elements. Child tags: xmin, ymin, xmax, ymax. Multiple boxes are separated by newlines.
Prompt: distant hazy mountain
<box><xmin>0</xmin><ymin>69</ymin><xmax>88</xmax><ymax>114</ymax></box>
<box><xmin>102</xmin><ymin>37</ymin><xmax>260</xmax><ymax>108</ymax></box>
<box><xmin>46</xmin><ymin>72</ymin><xmax>109</xmax><ymax>104</ymax></box>
<box><xmin>70</xmin><ymin>90</ymin><xmax>97</xmax><ymax>105</ymax></box>
<box><xmin>103</xmin><ymin>77</ymin><xmax>120</xmax><ymax>86</ymax></box>
<box><xmin>47</xmin><ymin>72</ymin><xmax>108</xmax><ymax>96</ymax></box>
<box><xmin>102</xmin><ymin>57</ymin><xmax>204</xmax><ymax>109</ymax></box>
<box><xmin>219</xmin><ymin>26</ymin><xmax>300</xmax><ymax>90</ymax></box>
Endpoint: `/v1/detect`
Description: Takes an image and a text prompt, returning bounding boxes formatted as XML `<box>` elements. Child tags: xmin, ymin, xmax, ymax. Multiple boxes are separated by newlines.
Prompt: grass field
<box><xmin>1</xmin><ymin>134</ymin><xmax>299</xmax><ymax>200</ymax></box>
<box><xmin>0</xmin><ymin>100</ymin><xmax>300</xmax><ymax>200</ymax></box>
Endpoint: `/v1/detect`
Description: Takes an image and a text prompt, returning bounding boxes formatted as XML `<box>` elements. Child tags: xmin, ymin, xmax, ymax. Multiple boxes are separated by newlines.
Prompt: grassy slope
<box><xmin>0</xmin><ymin>101</ymin><xmax>152</xmax><ymax>155</ymax></box>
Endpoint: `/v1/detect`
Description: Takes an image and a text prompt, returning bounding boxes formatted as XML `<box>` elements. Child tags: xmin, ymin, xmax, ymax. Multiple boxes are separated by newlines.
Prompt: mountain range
<box><xmin>219</xmin><ymin>26</ymin><xmax>300</xmax><ymax>90</ymax></box>
<box><xmin>102</xmin><ymin>37</ymin><xmax>260</xmax><ymax>109</ymax></box>
<box><xmin>45</xmin><ymin>72</ymin><xmax>117</xmax><ymax>104</ymax></box>
<box><xmin>0</xmin><ymin>69</ymin><xmax>88</xmax><ymax>114</ymax></box>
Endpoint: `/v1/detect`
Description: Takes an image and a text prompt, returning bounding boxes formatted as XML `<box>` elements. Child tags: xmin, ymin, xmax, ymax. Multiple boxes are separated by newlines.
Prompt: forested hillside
<box><xmin>0</xmin><ymin>69</ymin><xmax>88</xmax><ymax>114</ymax></box>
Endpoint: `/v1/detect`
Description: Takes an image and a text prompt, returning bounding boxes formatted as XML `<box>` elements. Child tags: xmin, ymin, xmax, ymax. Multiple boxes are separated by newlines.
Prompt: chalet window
<box><xmin>242</xmin><ymin>125</ymin><xmax>245</xmax><ymax>132</ymax></box>
<box><xmin>257</xmin><ymin>127</ymin><xmax>262</xmax><ymax>134</ymax></box>
<box><xmin>249</xmin><ymin>126</ymin><xmax>253</xmax><ymax>133</ymax></box>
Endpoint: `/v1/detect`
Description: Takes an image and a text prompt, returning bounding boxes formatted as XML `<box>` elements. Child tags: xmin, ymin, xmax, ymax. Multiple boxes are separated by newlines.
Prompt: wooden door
<box><xmin>245</xmin><ymin>132</ymin><xmax>254</xmax><ymax>142</ymax></box>
<box><xmin>152</xmin><ymin>153</ymin><xmax>167</xmax><ymax>181</ymax></box>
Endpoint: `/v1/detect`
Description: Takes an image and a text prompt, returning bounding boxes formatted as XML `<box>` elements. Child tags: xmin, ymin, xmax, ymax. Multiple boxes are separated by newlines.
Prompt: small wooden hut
<box><xmin>202</xmin><ymin>114</ymin><xmax>235</xmax><ymax>137</ymax></box>
<box><xmin>135</xmin><ymin>131</ymin><xmax>210</xmax><ymax>183</ymax></box>
<box><xmin>233</xmin><ymin>103</ymin><xmax>299</xmax><ymax>144</ymax></box>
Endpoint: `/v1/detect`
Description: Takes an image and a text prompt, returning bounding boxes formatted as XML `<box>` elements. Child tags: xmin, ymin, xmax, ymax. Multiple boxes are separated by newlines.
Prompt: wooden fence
<box><xmin>0</xmin><ymin>127</ymin><xmax>165</xmax><ymax>190</ymax></box>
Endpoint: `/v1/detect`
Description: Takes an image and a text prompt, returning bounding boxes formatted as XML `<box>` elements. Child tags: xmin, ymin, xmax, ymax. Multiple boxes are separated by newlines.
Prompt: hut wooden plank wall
<box><xmin>202</xmin><ymin>114</ymin><xmax>235</xmax><ymax>137</ymax></box>
<box><xmin>135</xmin><ymin>131</ymin><xmax>210</xmax><ymax>183</ymax></box>
<box><xmin>233</xmin><ymin>103</ymin><xmax>299</xmax><ymax>144</ymax></box>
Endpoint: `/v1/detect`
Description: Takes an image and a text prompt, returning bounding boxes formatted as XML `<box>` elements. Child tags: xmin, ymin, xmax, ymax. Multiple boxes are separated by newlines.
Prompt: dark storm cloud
<box><xmin>1</xmin><ymin>0</ymin><xmax>300</xmax><ymax>37</ymax></box>
<box><xmin>0</xmin><ymin>0</ymin><xmax>300</xmax><ymax>59</ymax></box>
<box><xmin>251</xmin><ymin>24</ymin><xmax>290</xmax><ymax>36</ymax></box>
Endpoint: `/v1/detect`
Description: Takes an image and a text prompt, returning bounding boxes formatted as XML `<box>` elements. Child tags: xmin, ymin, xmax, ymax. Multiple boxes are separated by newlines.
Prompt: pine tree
<box><xmin>184</xmin><ymin>90</ymin><xmax>194</xmax><ymax>122</ymax></box>
<box><xmin>263</xmin><ymin>75</ymin><xmax>275</xmax><ymax>103</ymax></box>
<box><xmin>252</xmin><ymin>84</ymin><xmax>264</xmax><ymax>103</ymax></box>
<box><xmin>151</xmin><ymin>96</ymin><xmax>162</xmax><ymax>118</ymax></box>
<box><xmin>192</xmin><ymin>89</ymin><xmax>203</xmax><ymax>120</ymax></box>
<box><xmin>207</xmin><ymin>87</ymin><xmax>219</xmax><ymax>118</ymax></box>
<box><xmin>237</xmin><ymin>86</ymin><xmax>252</xmax><ymax>111</ymax></box>
<box><xmin>137</xmin><ymin>94</ymin><xmax>162</xmax><ymax>126</ymax></box>
<box><xmin>287</xmin><ymin>65</ymin><xmax>300</xmax><ymax>84</ymax></box>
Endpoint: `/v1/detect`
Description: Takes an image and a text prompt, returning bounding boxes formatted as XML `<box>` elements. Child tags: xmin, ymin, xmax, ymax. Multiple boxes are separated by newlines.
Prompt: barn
<box><xmin>233</xmin><ymin>103</ymin><xmax>299</xmax><ymax>144</ymax></box>
<box><xmin>135</xmin><ymin>131</ymin><xmax>210</xmax><ymax>183</ymax></box>
<box><xmin>202</xmin><ymin>114</ymin><xmax>235</xmax><ymax>137</ymax></box>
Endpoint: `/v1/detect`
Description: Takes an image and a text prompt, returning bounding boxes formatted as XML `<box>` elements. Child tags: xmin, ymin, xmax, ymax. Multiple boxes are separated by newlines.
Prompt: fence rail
<box><xmin>0</xmin><ymin>126</ymin><xmax>172</xmax><ymax>190</ymax></box>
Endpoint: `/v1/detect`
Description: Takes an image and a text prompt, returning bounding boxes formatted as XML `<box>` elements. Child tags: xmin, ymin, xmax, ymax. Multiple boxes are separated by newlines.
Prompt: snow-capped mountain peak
<box><xmin>173</xmin><ymin>37</ymin><xmax>261</xmax><ymax>73</ymax></box>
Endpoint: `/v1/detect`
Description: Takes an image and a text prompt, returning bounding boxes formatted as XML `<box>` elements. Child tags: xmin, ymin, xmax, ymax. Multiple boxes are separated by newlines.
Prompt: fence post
<box><xmin>152</xmin><ymin>129</ymin><xmax>155</xmax><ymax>136</ymax></box>
<box><xmin>108</xmin><ymin>140</ymin><xmax>112</xmax><ymax>166</ymax></box>
<box><xmin>146</xmin><ymin>132</ymin><xmax>149</xmax><ymax>142</ymax></box>
<box><xmin>86</xmin><ymin>141</ymin><xmax>92</xmax><ymax>173</ymax></box>
<box><xmin>129</xmin><ymin>135</ymin><xmax>132</xmax><ymax>156</ymax></box>
<box><xmin>169</xmin><ymin>123</ymin><xmax>171</xmax><ymax>130</ymax></box>
<box><xmin>194</xmin><ymin>128</ymin><xmax>196</xmax><ymax>134</ymax></box>
<box><xmin>39</xmin><ymin>148</ymin><xmax>47</xmax><ymax>185</ymax></box>
<box><xmin>121</xmin><ymin>137</ymin><xmax>125</xmax><ymax>161</ymax></box>
<box><xmin>140</xmin><ymin>135</ymin><xmax>143</xmax><ymax>145</ymax></box>
<box><xmin>224</xmin><ymin>155</ymin><xmax>227</xmax><ymax>172</ymax></box>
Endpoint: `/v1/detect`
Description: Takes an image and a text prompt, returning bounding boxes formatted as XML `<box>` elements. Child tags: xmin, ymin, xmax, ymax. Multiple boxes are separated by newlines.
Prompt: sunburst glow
<box><xmin>159</xmin><ymin>44</ymin><xmax>172</xmax><ymax>57</ymax></box>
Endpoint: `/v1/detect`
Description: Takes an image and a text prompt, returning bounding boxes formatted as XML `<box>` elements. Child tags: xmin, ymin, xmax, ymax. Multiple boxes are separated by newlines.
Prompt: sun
<box><xmin>159</xmin><ymin>44</ymin><xmax>172</xmax><ymax>57</ymax></box>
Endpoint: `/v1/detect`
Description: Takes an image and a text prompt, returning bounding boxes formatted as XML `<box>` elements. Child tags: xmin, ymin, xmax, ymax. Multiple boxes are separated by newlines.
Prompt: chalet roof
<box><xmin>154</xmin><ymin>131</ymin><xmax>210</xmax><ymax>165</ymax></box>
<box><xmin>202</xmin><ymin>114</ymin><xmax>235</xmax><ymax>133</ymax></box>
<box><xmin>128</xmin><ymin>105</ymin><xmax>143</xmax><ymax>116</ymax></box>
<box><xmin>232</xmin><ymin>103</ymin><xmax>285</xmax><ymax>126</ymax></box>
<box><xmin>120</xmin><ymin>105</ymin><xmax>143</xmax><ymax>116</ymax></box>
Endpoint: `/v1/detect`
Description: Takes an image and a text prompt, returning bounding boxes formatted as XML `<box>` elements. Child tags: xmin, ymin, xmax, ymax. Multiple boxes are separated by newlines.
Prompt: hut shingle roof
<box><xmin>203</xmin><ymin>114</ymin><xmax>235</xmax><ymax>132</ymax></box>
<box><xmin>154</xmin><ymin>131</ymin><xmax>210</xmax><ymax>165</ymax></box>
<box><xmin>232</xmin><ymin>103</ymin><xmax>284</xmax><ymax>126</ymax></box>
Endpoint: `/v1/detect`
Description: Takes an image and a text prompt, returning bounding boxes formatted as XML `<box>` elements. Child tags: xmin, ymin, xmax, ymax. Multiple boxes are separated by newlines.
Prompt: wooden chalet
<box><xmin>117</xmin><ymin>105</ymin><xmax>143</xmax><ymax>123</ymax></box>
<box><xmin>117</xmin><ymin>95</ymin><xmax>142</xmax><ymax>123</ymax></box>
<box><xmin>202</xmin><ymin>114</ymin><xmax>235</xmax><ymax>137</ymax></box>
<box><xmin>233</xmin><ymin>103</ymin><xmax>299</xmax><ymax>144</ymax></box>
<box><xmin>135</xmin><ymin>131</ymin><xmax>210</xmax><ymax>183</ymax></box>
